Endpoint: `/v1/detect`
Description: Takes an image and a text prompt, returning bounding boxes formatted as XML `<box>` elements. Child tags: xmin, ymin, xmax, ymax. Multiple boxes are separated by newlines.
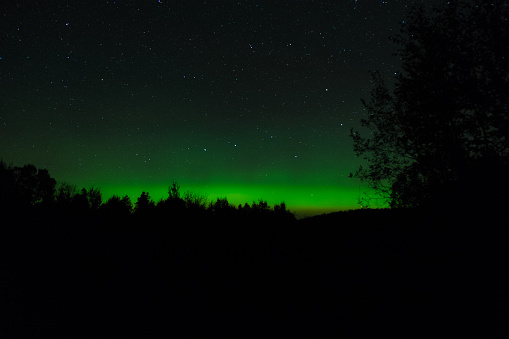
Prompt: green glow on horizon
<box><xmin>97</xmin><ymin>181</ymin><xmax>364</xmax><ymax>218</ymax></box>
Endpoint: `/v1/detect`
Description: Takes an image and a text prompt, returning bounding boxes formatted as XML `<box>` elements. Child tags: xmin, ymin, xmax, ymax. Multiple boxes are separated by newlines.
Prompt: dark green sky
<box><xmin>0</xmin><ymin>0</ymin><xmax>443</xmax><ymax>217</ymax></box>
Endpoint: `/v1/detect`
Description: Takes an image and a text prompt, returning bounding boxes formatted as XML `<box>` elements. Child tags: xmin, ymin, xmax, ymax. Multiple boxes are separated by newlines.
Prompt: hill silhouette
<box><xmin>1</xmin><ymin>161</ymin><xmax>508</xmax><ymax>337</ymax></box>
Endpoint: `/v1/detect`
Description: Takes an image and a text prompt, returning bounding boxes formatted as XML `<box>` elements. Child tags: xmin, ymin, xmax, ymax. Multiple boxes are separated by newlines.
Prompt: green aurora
<box><xmin>99</xmin><ymin>182</ymin><xmax>362</xmax><ymax>218</ymax></box>
<box><xmin>0</xmin><ymin>1</ymin><xmax>417</xmax><ymax>217</ymax></box>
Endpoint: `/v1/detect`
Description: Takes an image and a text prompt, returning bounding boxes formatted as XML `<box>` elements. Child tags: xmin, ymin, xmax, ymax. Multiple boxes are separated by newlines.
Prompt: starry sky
<box><xmin>0</xmin><ymin>0</ymin><xmax>443</xmax><ymax>217</ymax></box>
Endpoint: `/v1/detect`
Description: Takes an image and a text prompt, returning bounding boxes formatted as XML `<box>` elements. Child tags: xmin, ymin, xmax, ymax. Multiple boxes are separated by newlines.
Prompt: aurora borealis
<box><xmin>0</xmin><ymin>0</ymin><xmax>443</xmax><ymax>217</ymax></box>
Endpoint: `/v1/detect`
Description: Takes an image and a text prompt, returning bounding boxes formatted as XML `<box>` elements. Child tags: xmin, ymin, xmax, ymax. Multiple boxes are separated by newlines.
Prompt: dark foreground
<box><xmin>1</xmin><ymin>208</ymin><xmax>508</xmax><ymax>338</ymax></box>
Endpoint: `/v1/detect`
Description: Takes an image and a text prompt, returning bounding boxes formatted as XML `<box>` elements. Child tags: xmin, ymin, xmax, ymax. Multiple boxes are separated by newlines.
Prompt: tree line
<box><xmin>0</xmin><ymin>161</ymin><xmax>295</xmax><ymax>223</ymax></box>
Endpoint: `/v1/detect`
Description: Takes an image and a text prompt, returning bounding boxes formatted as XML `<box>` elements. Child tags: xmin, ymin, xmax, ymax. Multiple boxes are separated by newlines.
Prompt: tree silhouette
<box><xmin>351</xmin><ymin>0</ymin><xmax>509</xmax><ymax>208</ymax></box>
<box><xmin>55</xmin><ymin>182</ymin><xmax>77</xmax><ymax>209</ymax></box>
<box><xmin>210</xmin><ymin>197</ymin><xmax>235</xmax><ymax>218</ymax></box>
<box><xmin>274</xmin><ymin>202</ymin><xmax>295</xmax><ymax>221</ymax></box>
<box><xmin>183</xmin><ymin>190</ymin><xmax>206</xmax><ymax>214</ymax></box>
<box><xmin>87</xmin><ymin>187</ymin><xmax>102</xmax><ymax>212</ymax></box>
<box><xmin>13</xmin><ymin>164</ymin><xmax>56</xmax><ymax>207</ymax></box>
<box><xmin>101</xmin><ymin>194</ymin><xmax>132</xmax><ymax>217</ymax></box>
<box><xmin>0</xmin><ymin>162</ymin><xmax>57</xmax><ymax>212</ymax></box>
<box><xmin>168</xmin><ymin>181</ymin><xmax>180</xmax><ymax>200</ymax></box>
<box><xmin>72</xmin><ymin>188</ymin><xmax>91</xmax><ymax>213</ymax></box>
<box><xmin>134</xmin><ymin>191</ymin><xmax>155</xmax><ymax>215</ymax></box>
<box><xmin>156</xmin><ymin>182</ymin><xmax>186</xmax><ymax>215</ymax></box>
<box><xmin>0</xmin><ymin>161</ymin><xmax>17</xmax><ymax>211</ymax></box>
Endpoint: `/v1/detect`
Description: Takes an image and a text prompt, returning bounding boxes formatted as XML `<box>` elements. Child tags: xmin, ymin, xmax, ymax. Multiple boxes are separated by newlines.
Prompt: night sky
<box><xmin>0</xmin><ymin>0</ymin><xmax>443</xmax><ymax>217</ymax></box>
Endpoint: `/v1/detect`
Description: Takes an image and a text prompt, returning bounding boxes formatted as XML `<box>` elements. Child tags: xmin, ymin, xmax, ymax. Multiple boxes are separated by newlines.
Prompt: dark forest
<box><xmin>1</xmin><ymin>160</ymin><xmax>508</xmax><ymax>337</ymax></box>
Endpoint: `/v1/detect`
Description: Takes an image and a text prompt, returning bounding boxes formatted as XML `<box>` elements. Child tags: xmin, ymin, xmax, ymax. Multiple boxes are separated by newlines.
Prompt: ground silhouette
<box><xmin>1</xmin><ymin>161</ymin><xmax>508</xmax><ymax>337</ymax></box>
